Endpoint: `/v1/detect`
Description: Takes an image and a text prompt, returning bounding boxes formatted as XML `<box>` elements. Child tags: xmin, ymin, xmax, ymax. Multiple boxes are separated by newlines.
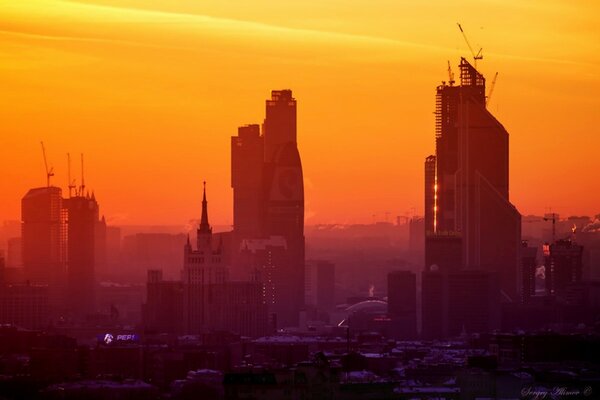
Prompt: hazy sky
<box><xmin>1</xmin><ymin>0</ymin><xmax>598</xmax><ymax>227</ymax></box>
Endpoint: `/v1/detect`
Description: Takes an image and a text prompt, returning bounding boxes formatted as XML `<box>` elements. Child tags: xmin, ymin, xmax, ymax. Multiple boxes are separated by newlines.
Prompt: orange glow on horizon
<box><xmin>1</xmin><ymin>0</ymin><xmax>599</xmax><ymax>227</ymax></box>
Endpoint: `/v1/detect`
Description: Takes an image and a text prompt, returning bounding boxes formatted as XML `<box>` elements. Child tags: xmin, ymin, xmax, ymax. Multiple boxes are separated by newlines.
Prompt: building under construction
<box><xmin>424</xmin><ymin>57</ymin><xmax>522</xmax><ymax>304</ymax></box>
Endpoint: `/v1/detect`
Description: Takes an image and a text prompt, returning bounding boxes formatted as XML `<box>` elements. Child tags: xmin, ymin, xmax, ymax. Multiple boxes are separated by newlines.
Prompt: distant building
<box><xmin>238</xmin><ymin>236</ymin><xmax>289</xmax><ymax>329</ymax></box>
<box><xmin>21</xmin><ymin>186</ymin><xmax>67</xmax><ymax>286</ymax></box>
<box><xmin>521</xmin><ymin>241</ymin><xmax>538</xmax><ymax>303</ymax></box>
<box><xmin>446</xmin><ymin>270</ymin><xmax>500</xmax><ymax>336</ymax></box>
<box><xmin>545</xmin><ymin>239</ymin><xmax>583</xmax><ymax>298</ymax></box>
<box><xmin>421</xmin><ymin>267</ymin><xmax>446</xmax><ymax>339</ymax></box>
<box><xmin>387</xmin><ymin>270</ymin><xmax>417</xmax><ymax>339</ymax></box>
<box><xmin>6</xmin><ymin>237</ymin><xmax>22</xmax><ymax>268</ymax></box>
<box><xmin>422</xmin><ymin>268</ymin><xmax>500</xmax><ymax>338</ymax></box>
<box><xmin>64</xmin><ymin>193</ymin><xmax>102</xmax><ymax>317</ymax></box>
<box><xmin>305</xmin><ymin>260</ymin><xmax>335</xmax><ymax>311</ymax></box>
<box><xmin>143</xmin><ymin>269</ymin><xmax>184</xmax><ymax>334</ymax></box>
<box><xmin>0</xmin><ymin>283</ymin><xmax>49</xmax><ymax>329</ymax></box>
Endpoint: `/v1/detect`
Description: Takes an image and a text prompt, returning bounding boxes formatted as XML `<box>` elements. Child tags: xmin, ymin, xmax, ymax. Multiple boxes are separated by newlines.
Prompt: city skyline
<box><xmin>1</xmin><ymin>0</ymin><xmax>599</xmax><ymax>226</ymax></box>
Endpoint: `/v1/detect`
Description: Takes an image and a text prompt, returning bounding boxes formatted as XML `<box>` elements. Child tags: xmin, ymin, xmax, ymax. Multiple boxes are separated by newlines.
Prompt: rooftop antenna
<box><xmin>457</xmin><ymin>23</ymin><xmax>483</xmax><ymax>69</ymax></box>
<box><xmin>67</xmin><ymin>153</ymin><xmax>76</xmax><ymax>198</ymax></box>
<box><xmin>40</xmin><ymin>141</ymin><xmax>54</xmax><ymax>187</ymax></box>
<box><xmin>486</xmin><ymin>72</ymin><xmax>499</xmax><ymax>106</ymax></box>
<box><xmin>80</xmin><ymin>153</ymin><xmax>85</xmax><ymax>197</ymax></box>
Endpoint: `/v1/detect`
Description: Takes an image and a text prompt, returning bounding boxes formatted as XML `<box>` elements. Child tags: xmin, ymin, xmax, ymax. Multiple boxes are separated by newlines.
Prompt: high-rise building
<box><xmin>387</xmin><ymin>270</ymin><xmax>417</xmax><ymax>339</ymax></box>
<box><xmin>424</xmin><ymin>58</ymin><xmax>521</xmax><ymax>300</ymax></box>
<box><xmin>305</xmin><ymin>260</ymin><xmax>335</xmax><ymax>311</ymax></box>
<box><xmin>231</xmin><ymin>124</ymin><xmax>264</xmax><ymax>238</ymax></box>
<box><xmin>521</xmin><ymin>241</ymin><xmax>538</xmax><ymax>303</ymax></box>
<box><xmin>182</xmin><ymin>183</ymin><xmax>228</xmax><ymax>334</ymax></box>
<box><xmin>230</xmin><ymin>90</ymin><xmax>305</xmax><ymax>328</ymax></box>
<box><xmin>143</xmin><ymin>269</ymin><xmax>184</xmax><ymax>334</ymax></box>
<box><xmin>21</xmin><ymin>187</ymin><xmax>67</xmax><ymax>286</ymax></box>
<box><xmin>544</xmin><ymin>239</ymin><xmax>583</xmax><ymax>299</ymax></box>
<box><xmin>64</xmin><ymin>193</ymin><xmax>100</xmax><ymax>317</ymax></box>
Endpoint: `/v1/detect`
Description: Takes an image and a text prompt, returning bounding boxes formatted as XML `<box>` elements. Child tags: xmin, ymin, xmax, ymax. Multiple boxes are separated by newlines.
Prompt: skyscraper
<box><xmin>424</xmin><ymin>58</ymin><xmax>521</xmax><ymax>300</ymax></box>
<box><xmin>21</xmin><ymin>187</ymin><xmax>67</xmax><ymax>286</ymax></box>
<box><xmin>230</xmin><ymin>90</ymin><xmax>305</xmax><ymax>328</ymax></box>
<box><xmin>64</xmin><ymin>192</ymin><xmax>101</xmax><ymax>318</ymax></box>
<box><xmin>231</xmin><ymin>124</ymin><xmax>264</xmax><ymax>238</ymax></box>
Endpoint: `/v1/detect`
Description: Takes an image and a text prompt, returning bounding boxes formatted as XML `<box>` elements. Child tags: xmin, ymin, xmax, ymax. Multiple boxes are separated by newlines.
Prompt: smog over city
<box><xmin>0</xmin><ymin>1</ymin><xmax>599</xmax><ymax>399</ymax></box>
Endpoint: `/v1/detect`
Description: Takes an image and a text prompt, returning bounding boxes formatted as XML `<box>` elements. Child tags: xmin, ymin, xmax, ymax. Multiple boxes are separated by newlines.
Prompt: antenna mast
<box><xmin>40</xmin><ymin>141</ymin><xmax>54</xmax><ymax>187</ymax></box>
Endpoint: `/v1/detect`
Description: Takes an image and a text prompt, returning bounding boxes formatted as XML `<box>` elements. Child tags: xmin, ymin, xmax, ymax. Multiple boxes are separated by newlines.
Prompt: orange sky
<box><xmin>1</xmin><ymin>0</ymin><xmax>599</xmax><ymax>227</ymax></box>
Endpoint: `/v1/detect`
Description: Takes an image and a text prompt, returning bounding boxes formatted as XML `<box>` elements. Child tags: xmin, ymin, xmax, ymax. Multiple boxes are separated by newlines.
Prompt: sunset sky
<box><xmin>1</xmin><ymin>0</ymin><xmax>598</xmax><ymax>227</ymax></box>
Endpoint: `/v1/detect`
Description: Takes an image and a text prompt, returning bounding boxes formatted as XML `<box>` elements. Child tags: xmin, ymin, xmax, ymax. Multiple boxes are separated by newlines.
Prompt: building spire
<box><xmin>199</xmin><ymin>181</ymin><xmax>211</xmax><ymax>235</ymax></box>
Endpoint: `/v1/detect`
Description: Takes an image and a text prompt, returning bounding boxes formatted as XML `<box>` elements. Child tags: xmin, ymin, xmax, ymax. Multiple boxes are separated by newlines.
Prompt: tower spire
<box><xmin>199</xmin><ymin>181</ymin><xmax>211</xmax><ymax>235</ymax></box>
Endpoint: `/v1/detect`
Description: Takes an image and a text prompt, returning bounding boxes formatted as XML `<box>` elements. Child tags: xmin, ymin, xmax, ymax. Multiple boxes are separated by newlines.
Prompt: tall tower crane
<box><xmin>67</xmin><ymin>153</ymin><xmax>76</xmax><ymax>197</ymax></box>
<box><xmin>79</xmin><ymin>153</ymin><xmax>86</xmax><ymax>196</ymax></box>
<box><xmin>486</xmin><ymin>72</ymin><xmax>498</xmax><ymax>106</ymax></box>
<box><xmin>543</xmin><ymin>213</ymin><xmax>558</xmax><ymax>243</ymax></box>
<box><xmin>40</xmin><ymin>141</ymin><xmax>54</xmax><ymax>187</ymax></box>
<box><xmin>457</xmin><ymin>23</ymin><xmax>483</xmax><ymax>68</ymax></box>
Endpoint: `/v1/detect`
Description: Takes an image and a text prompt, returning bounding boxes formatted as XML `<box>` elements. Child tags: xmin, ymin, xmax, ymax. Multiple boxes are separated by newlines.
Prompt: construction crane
<box><xmin>447</xmin><ymin>60</ymin><xmax>455</xmax><ymax>86</ymax></box>
<box><xmin>457</xmin><ymin>23</ymin><xmax>483</xmax><ymax>68</ymax></box>
<box><xmin>40</xmin><ymin>141</ymin><xmax>54</xmax><ymax>187</ymax></box>
<box><xmin>486</xmin><ymin>72</ymin><xmax>498</xmax><ymax>106</ymax></box>
<box><xmin>79</xmin><ymin>153</ymin><xmax>85</xmax><ymax>196</ymax></box>
<box><xmin>67</xmin><ymin>153</ymin><xmax>76</xmax><ymax>198</ymax></box>
<box><xmin>543</xmin><ymin>213</ymin><xmax>558</xmax><ymax>243</ymax></box>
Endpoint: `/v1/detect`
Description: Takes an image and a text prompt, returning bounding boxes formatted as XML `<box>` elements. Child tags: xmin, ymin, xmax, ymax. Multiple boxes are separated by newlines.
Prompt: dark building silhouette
<box><xmin>143</xmin><ymin>269</ymin><xmax>184</xmax><ymax>334</ymax></box>
<box><xmin>231</xmin><ymin>124</ymin><xmax>264</xmax><ymax>238</ymax></box>
<box><xmin>545</xmin><ymin>239</ymin><xmax>583</xmax><ymax>298</ymax></box>
<box><xmin>422</xmin><ymin>268</ymin><xmax>500</xmax><ymax>338</ymax></box>
<box><xmin>521</xmin><ymin>241</ymin><xmax>538</xmax><ymax>303</ymax></box>
<box><xmin>387</xmin><ymin>270</ymin><xmax>417</xmax><ymax>338</ymax></box>
<box><xmin>21</xmin><ymin>187</ymin><xmax>67</xmax><ymax>286</ymax></box>
<box><xmin>64</xmin><ymin>193</ymin><xmax>101</xmax><ymax>318</ymax></box>
<box><xmin>425</xmin><ymin>233</ymin><xmax>462</xmax><ymax>273</ymax></box>
<box><xmin>21</xmin><ymin>186</ymin><xmax>67</xmax><ymax>317</ymax></box>
<box><xmin>421</xmin><ymin>268</ymin><xmax>446</xmax><ymax>339</ymax></box>
<box><xmin>182</xmin><ymin>183</ymin><xmax>227</xmax><ymax>334</ymax></box>
<box><xmin>424</xmin><ymin>58</ymin><xmax>521</xmax><ymax>301</ymax></box>
<box><xmin>178</xmin><ymin>183</ymin><xmax>268</xmax><ymax>336</ymax></box>
<box><xmin>305</xmin><ymin>260</ymin><xmax>335</xmax><ymax>312</ymax></box>
<box><xmin>446</xmin><ymin>270</ymin><xmax>500</xmax><ymax>336</ymax></box>
<box><xmin>230</xmin><ymin>90</ymin><xmax>305</xmax><ymax>328</ymax></box>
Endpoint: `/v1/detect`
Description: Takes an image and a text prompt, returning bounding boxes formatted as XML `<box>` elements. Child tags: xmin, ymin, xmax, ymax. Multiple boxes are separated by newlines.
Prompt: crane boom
<box><xmin>486</xmin><ymin>72</ymin><xmax>498</xmax><ymax>106</ymax></box>
<box><xmin>67</xmin><ymin>153</ymin><xmax>76</xmax><ymax>197</ymax></box>
<box><xmin>457</xmin><ymin>23</ymin><xmax>483</xmax><ymax>68</ymax></box>
<box><xmin>40</xmin><ymin>141</ymin><xmax>54</xmax><ymax>187</ymax></box>
<box><xmin>80</xmin><ymin>153</ymin><xmax>85</xmax><ymax>196</ymax></box>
